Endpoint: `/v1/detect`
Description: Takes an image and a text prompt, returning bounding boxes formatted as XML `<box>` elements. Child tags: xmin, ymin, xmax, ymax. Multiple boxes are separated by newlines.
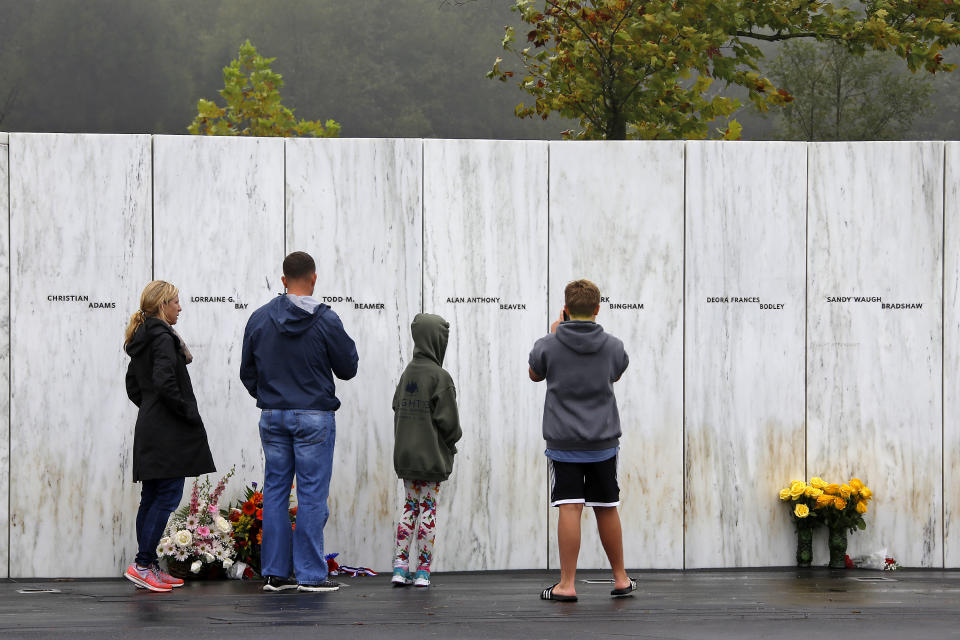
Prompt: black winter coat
<box><xmin>125</xmin><ymin>317</ymin><xmax>216</xmax><ymax>481</ymax></box>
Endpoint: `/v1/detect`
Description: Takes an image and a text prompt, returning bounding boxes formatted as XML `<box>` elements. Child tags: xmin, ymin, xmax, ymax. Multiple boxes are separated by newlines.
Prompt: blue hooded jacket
<box><xmin>240</xmin><ymin>295</ymin><xmax>358</xmax><ymax>410</ymax></box>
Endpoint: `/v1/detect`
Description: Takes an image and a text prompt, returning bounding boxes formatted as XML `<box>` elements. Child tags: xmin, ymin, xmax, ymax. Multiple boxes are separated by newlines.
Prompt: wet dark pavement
<box><xmin>2</xmin><ymin>569</ymin><xmax>959</xmax><ymax>639</ymax></box>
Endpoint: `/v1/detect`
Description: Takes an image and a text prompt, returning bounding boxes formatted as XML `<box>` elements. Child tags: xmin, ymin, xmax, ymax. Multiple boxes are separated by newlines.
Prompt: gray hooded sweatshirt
<box><xmin>528</xmin><ymin>321</ymin><xmax>629</xmax><ymax>450</ymax></box>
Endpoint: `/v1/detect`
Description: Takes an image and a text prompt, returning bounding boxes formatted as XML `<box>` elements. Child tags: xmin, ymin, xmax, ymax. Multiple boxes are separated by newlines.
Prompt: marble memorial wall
<box><xmin>945</xmin><ymin>141</ymin><xmax>960</xmax><ymax>568</ymax></box>
<box><xmin>422</xmin><ymin>139</ymin><xmax>549</xmax><ymax>570</ymax></box>
<box><xmin>2</xmin><ymin>134</ymin><xmax>959</xmax><ymax>576</ymax></box>
<box><xmin>548</xmin><ymin>141</ymin><xmax>684</xmax><ymax>569</ymax></box>
<box><xmin>284</xmin><ymin>138</ymin><xmax>422</xmax><ymax>572</ymax></box>
<box><xmin>152</xmin><ymin>135</ymin><xmax>285</xmax><ymax>504</ymax></box>
<box><xmin>684</xmin><ymin>142</ymin><xmax>806</xmax><ymax>568</ymax></box>
<box><xmin>807</xmin><ymin>142</ymin><xmax>943</xmax><ymax>567</ymax></box>
<box><xmin>0</xmin><ymin>134</ymin><xmax>7</xmax><ymax>578</ymax></box>
<box><xmin>9</xmin><ymin>133</ymin><xmax>152</xmax><ymax>577</ymax></box>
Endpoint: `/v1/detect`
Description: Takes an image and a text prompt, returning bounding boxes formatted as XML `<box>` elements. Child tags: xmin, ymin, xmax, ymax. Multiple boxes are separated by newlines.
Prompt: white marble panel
<box><xmin>685</xmin><ymin>142</ymin><xmax>806</xmax><ymax>568</ymax></box>
<box><xmin>153</xmin><ymin>136</ymin><xmax>284</xmax><ymax>511</ymax></box>
<box><xmin>547</xmin><ymin>141</ymin><xmax>684</xmax><ymax>570</ymax></box>
<box><xmin>808</xmin><ymin>142</ymin><xmax>943</xmax><ymax>567</ymax></box>
<box><xmin>9</xmin><ymin>133</ymin><xmax>151</xmax><ymax>577</ymax></box>
<box><xmin>0</xmin><ymin>139</ymin><xmax>8</xmax><ymax>578</ymax></box>
<box><xmin>945</xmin><ymin>142</ymin><xmax>960</xmax><ymax>568</ymax></box>
<box><xmin>285</xmin><ymin>138</ymin><xmax>421</xmax><ymax>571</ymax></box>
<box><xmin>423</xmin><ymin>139</ymin><xmax>548</xmax><ymax>570</ymax></box>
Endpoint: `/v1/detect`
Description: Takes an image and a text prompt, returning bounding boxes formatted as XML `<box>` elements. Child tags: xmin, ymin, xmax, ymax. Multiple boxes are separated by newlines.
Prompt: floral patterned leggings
<box><xmin>393</xmin><ymin>480</ymin><xmax>441</xmax><ymax>572</ymax></box>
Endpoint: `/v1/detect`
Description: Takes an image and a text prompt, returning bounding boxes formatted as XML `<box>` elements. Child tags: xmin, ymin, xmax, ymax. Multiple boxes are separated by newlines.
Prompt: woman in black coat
<box><xmin>122</xmin><ymin>280</ymin><xmax>216</xmax><ymax>592</ymax></box>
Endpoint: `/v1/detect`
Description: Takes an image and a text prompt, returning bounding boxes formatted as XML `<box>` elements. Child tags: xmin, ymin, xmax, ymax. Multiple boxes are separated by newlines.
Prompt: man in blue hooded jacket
<box><xmin>240</xmin><ymin>251</ymin><xmax>358</xmax><ymax>593</ymax></box>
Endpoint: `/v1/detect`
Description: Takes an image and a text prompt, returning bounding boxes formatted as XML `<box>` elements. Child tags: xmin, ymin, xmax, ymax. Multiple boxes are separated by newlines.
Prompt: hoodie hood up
<box><xmin>270</xmin><ymin>294</ymin><xmax>327</xmax><ymax>336</ymax></box>
<box><xmin>555</xmin><ymin>321</ymin><xmax>608</xmax><ymax>354</ymax></box>
<box><xmin>411</xmin><ymin>313</ymin><xmax>449</xmax><ymax>365</ymax></box>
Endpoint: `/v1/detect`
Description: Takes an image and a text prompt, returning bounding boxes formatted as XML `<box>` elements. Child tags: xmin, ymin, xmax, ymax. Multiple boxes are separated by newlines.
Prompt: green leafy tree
<box><xmin>189</xmin><ymin>40</ymin><xmax>340</xmax><ymax>137</ymax></box>
<box><xmin>768</xmin><ymin>40</ymin><xmax>933</xmax><ymax>140</ymax></box>
<box><xmin>489</xmin><ymin>0</ymin><xmax>959</xmax><ymax>139</ymax></box>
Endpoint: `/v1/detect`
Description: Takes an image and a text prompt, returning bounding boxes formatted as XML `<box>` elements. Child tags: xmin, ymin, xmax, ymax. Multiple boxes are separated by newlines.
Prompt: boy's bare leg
<box><xmin>594</xmin><ymin>506</ymin><xmax>630</xmax><ymax>590</ymax></box>
<box><xmin>554</xmin><ymin>503</ymin><xmax>583</xmax><ymax>596</ymax></box>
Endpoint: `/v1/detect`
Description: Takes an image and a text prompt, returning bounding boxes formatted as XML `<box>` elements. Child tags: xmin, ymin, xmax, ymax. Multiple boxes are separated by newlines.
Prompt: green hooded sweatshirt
<box><xmin>392</xmin><ymin>313</ymin><xmax>462</xmax><ymax>482</ymax></box>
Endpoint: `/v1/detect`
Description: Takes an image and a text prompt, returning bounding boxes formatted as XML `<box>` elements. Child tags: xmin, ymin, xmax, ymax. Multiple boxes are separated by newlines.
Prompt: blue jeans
<box><xmin>259</xmin><ymin>409</ymin><xmax>336</xmax><ymax>585</ymax></box>
<box><xmin>135</xmin><ymin>477</ymin><xmax>185</xmax><ymax>567</ymax></box>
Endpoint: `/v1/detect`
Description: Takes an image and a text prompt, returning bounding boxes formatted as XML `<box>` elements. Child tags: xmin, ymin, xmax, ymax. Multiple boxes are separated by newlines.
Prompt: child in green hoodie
<box><xmin>390</xmin><ymin>313</ymin><xmax>462</xmax><ymax>588</ymax></box>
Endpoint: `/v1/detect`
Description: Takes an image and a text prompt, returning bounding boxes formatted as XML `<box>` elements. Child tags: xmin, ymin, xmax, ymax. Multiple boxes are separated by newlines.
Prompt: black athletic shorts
<box><xmin>548</xmin><ymin>455</ymin><xmax>620</xmax><ymax>507</ymax></box>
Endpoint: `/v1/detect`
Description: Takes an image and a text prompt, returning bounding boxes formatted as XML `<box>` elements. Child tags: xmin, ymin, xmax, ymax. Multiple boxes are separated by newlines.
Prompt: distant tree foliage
<box><xmin>489</xmin><ymin>0</ymin><xmax>960</xmax><ymax>140</ymax></box>
<box><xmin>189</xmin><ymin>40</ymin><xmax>340</xmax><ymax>138</ymax></box>
<box><xmin>768</xmin><ymin>40</ymin><xmax>934</xmax><ymax>141</ymax></box>
<box><xmin>0</xmin><ymin>1</ymin><xmax>562</xmax><ymax>139</ymax></box>
<box><xmin>1</xmin><ymin>0</ymin><xmax>957</xmax><ymax>139</ymax></box>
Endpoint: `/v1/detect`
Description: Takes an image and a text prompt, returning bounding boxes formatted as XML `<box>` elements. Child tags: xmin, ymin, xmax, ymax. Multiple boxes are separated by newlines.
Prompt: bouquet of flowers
<box><xmin>778</xmin><ymin>476</ymin><xmax>874</xmax><ymax>567</ymax></box>
<box><xmin>158</xmin><ymin>467</ymin><xmax>236</xmax><ymax>578</ymax></box>
<box><xmin>225</xmin><ymin>481</ymin><xmax>297</xmax><ymax>576</ymax></box>
<box><xmin>778</xmin><ymin>476</ymin><xmax>873</xmax><ymax>530</ymax></box>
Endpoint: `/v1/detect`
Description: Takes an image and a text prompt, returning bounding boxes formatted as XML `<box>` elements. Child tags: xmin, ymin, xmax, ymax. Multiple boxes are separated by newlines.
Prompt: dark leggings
<box><xmin>135</xmin><ymin>478</ymin><xmax>185</xmax><ymax>567</ymax></box>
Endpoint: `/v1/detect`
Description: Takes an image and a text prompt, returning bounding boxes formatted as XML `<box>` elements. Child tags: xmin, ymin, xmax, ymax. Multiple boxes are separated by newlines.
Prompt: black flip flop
<box><xmin>540</xmin><ymin>583</ymin><xmax>578</xmax><ymax>602</ymax></box>
<box><xmin>610</xmin><ymin>577</ymin><xmax>637</xmax><ymax>598</ymax></box>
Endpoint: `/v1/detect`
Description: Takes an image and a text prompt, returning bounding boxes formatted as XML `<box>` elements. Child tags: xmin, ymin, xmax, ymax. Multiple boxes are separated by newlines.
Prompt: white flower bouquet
<box><xmin>159</xmin><ymin>467</ymin><xmax>236</xmax><ymax>579</ymax></box>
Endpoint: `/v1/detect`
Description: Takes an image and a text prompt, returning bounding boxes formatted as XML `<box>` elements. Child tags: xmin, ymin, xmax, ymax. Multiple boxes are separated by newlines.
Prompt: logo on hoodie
<box><xmin>405</xmin><ymin>381</ymin><xmax>418</xmax><ymax>394</ymax></box>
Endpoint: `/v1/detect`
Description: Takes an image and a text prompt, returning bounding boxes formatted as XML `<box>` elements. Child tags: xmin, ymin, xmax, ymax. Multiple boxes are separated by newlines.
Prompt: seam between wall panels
<box><xmin>5</xmin><ymin>138</ymin><xmax>9</xmax><ymax>579</ymax></box>
<box><xmin>151</xmin><ymin>137</ymin><xmax>155</xmax><ymax>280</ymax></box>
<box><xmin>421</xmin><ymin>140</ymin><xmax>424</xmax><ymax>315</ymax></box>
<box><xmin>681</xmin><ymin>141</ymin><xmax>687</xmax><ymax>570</ymax></box>
<box><xmin>545</xmin><ymin>141</ymin><xmax>551</xmax><ymax>571</ymax></box>
<box><xmin>943</xmin><ymin>143</ymin><xmax>947</xmax><ymax>569</ymax></box>
<box><xmin>804</xmin><ymin>145</ymin><xmax>809</xmax><ymax>483</ymax></box>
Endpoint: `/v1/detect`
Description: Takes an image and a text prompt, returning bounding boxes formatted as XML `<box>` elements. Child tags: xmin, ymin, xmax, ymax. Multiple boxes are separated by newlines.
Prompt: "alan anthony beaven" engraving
<box><xmin>445</xmin><ymin>296</ymin><xmax>526</xmax><ymax>310</ymax></box>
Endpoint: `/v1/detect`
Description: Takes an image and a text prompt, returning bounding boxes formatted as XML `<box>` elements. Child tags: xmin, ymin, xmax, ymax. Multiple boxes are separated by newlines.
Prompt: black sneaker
<box><xmin>262</xmin><ymin>576</ymin><xmax>298</xmax><ymax>592</ymax></box>
<box><xmin>297</xmin><ymin>579</ymin><xmax>340</xmax><ymax>592</ymax></box>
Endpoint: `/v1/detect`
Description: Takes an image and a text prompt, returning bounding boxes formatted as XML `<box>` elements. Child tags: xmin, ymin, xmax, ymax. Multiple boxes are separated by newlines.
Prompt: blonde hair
<box><xmin>124</xmin><ymin>280</ymin><xmax>179</xmax><ymax>345</ymax></box>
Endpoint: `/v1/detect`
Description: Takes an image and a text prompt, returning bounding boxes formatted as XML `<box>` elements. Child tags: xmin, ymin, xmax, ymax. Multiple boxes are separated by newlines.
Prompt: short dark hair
<box><xmin>565</xmin><ymin>279</ymin><xmax>601</xmax><ymax>316</ymax></box>
<box><xmin>283</xmin><ymin>251</ymin><xmax>316</xmax><ymax>280</ymax></box>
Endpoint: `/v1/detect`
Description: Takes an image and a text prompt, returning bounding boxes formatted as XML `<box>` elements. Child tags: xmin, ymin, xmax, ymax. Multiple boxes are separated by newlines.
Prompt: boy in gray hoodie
<box><xmin>528</xmin><ymin>279</ymin><xmax>634</xmax><ymax>602</ymax></box>
<box><xmin>390</xmin><ymin>313</ymin><xmax>462</xmax><ymax>588</ymax></box>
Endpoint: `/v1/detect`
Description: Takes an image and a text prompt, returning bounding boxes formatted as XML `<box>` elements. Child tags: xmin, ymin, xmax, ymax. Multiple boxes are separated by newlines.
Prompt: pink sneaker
<box><xmin>152</xmin><ymin>565</ymin><xmax>184</xmax><ymax>588</ymax></box>
<box><xmin>124</xmin><ymin>563</ymin><xmax>172</xmax><ymax>592</ymax></box>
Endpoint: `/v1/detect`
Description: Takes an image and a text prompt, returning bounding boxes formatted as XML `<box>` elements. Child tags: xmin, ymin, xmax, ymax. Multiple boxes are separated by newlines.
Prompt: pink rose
<box><xmin>197</xmin><ymin>526</ymin><xmax>211</xmax><ymax>537</ymax></box>
<box><xmin>208</xmin><ymin>504</ymin><xmax>219</xmax><ymax>513</ymax></box>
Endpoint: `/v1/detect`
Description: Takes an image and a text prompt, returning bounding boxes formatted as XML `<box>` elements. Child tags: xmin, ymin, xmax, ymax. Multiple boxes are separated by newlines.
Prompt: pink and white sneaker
<box><xmin>151</xmin><ymin>565</ymin><xmax>184</xmax><ymax>588</ymax></box>
<box><xmin>124</xmin><ymin>563</ymin><xmax>172</xmax><ymax>592</ymax></box>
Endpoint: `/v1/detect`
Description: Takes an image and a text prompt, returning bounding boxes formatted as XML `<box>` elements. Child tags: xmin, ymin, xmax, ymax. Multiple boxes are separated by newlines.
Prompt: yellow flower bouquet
<box><xmin>778</xmin><ymin>476</ymin><xmax>873</xmax><ymax>567</ymax></box>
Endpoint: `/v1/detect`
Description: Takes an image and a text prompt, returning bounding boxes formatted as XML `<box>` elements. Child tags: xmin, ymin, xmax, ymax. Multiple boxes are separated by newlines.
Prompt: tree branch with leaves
<box><xmin>189</xmin><ymin>40</ymin><xmax>340</xmax><ymax>138</ymax></box>
<box><xmin>488</xmin><ymin>0</ymin><xmax>959</xmax><ymax>139</ymax></box>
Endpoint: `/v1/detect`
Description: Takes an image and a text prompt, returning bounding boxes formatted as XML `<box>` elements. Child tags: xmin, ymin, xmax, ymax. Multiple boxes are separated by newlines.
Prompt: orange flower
<box><xmin>256</xmin><ymin>530</ymin><xmax>262</xmax><ymax>544</ymax></box>
<box><xmin>252</xmin><ymin>492</ymin><xmax>263</xmax><ymax>505</ymax></box>
<box><xmin>290</xmin><ymin>506</ymin><xmax>298</xmax><ymax>516</ymax></box>
<box><xmin>291</xmin><ymin>523</ymin><xmax>296</xmax><ymax>531</ymax></box>
<box><xmin>242</xmin><ymin>501</ymin><xmax>256</xmax><ymax>516</ymax></box>
<box><xmin>256</xmin><ymin>508</ymin><xmax>263</xmax><ymax>521</ymax></box>
<box><xmin>815</xmin><ymin>494</ymin><xmax>834</xmax><ymax>508</ymax></box>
